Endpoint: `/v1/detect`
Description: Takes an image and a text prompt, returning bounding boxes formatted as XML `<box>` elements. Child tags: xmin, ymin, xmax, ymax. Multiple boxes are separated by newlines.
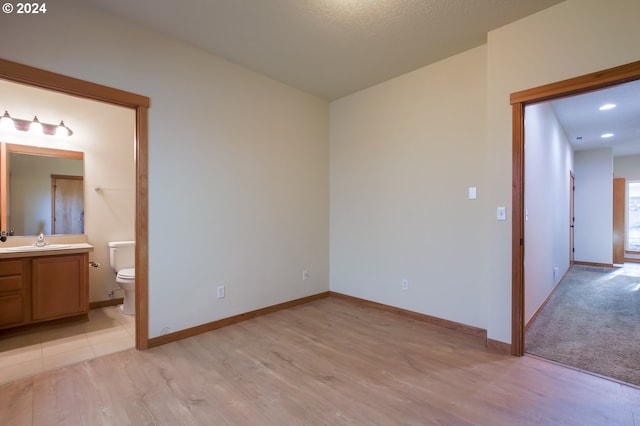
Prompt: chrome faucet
<box><xmin>35</xmin><ymin>232</ymin><xmax>47</xmax><ymax>247</ymax></box>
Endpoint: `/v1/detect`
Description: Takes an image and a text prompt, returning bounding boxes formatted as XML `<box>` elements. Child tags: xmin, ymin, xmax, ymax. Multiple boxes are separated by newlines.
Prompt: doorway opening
<box><xmin>510</xmin><ymin>60</ymin><xmax>640</xmax><ymax>356</ymax></box>
<box><xmin>0</xmin><ymin>59</ymin><xmax>150</xmax><ymax>350</ymax></box>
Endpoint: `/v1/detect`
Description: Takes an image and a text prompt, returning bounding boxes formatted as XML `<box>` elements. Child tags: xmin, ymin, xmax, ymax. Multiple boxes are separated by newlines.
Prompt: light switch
<box><xmin>496</xmin><ymin>207</ymin><xmax>507</xmax><ymax>221</ymax></box>
<box><xmin>468</xmin><ymin>187</ymin><xmax>477</xmax><ymax>200</ymax></box>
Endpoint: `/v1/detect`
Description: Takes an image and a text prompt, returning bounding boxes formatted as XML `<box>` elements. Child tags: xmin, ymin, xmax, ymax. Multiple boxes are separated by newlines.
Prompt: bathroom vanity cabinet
<box><xmin>0</xmin><ymin>251</ymin><xmax>89</xmax><ymax>330</ymax></box>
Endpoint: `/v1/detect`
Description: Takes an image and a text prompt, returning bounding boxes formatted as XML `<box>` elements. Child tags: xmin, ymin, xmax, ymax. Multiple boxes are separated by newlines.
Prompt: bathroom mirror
<box><xmin>0</xmin><ymin>142</ymin><xmax>84</xmax><ymax>236</ymax></box>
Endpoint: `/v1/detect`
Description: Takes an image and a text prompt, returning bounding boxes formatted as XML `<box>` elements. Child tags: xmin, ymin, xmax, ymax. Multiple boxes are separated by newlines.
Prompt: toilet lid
<box><xmin>118</xmin><ymin>268</ymin><xmax>135</xmax><ymax>280</ymax></box>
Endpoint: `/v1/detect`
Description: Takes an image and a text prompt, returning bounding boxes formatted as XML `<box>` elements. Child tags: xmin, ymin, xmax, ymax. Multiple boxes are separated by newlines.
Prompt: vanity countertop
<box><xmin>0</xmin><ymin>242</ymin><xmax>94</xmax><ymax>259</ymax></box>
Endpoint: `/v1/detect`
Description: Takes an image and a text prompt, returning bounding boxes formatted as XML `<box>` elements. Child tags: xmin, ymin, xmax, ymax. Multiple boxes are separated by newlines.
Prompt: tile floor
<box><xmin>0</xmin><ymin>305</ymin><xmax>135</xmax><ymax>385</ymax></box>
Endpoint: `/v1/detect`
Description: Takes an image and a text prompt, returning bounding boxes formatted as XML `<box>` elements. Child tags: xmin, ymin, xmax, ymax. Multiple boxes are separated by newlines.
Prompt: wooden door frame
<box><xmin>510</xmin><ymin>60</ymin><xmax>640</xmax><ymax>356</ymax></box>
<box><xmin>613</xmin><ymin>177</ymin><xmax>626</xmax><ymax>264</ymax></box>
<box><xmin>0</xmin><ymin>58</ymin><xmax>151</xmax><ymax>350</ymax></box>
<box><xmin>570</xmin><ymin>171</ymin><xmax>575</xmax><ymax>265</ymax></box>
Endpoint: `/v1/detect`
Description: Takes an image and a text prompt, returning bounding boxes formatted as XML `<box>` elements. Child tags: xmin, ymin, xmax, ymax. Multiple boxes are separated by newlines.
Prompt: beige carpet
<box><xmin>526</xmin><ymin>264</ymin><xmax>640</xmax><ymax>386</ymax></box>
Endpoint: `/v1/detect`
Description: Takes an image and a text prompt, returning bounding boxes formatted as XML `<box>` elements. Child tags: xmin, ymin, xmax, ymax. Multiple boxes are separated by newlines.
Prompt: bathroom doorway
<box><xmin>0</xmin><ymin>58</ymin><xmax>150</xmax><ymax>350</ymax></box>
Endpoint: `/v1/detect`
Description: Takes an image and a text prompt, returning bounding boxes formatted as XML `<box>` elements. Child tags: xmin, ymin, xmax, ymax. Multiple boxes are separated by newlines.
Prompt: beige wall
<box><xmin>0</xmin><ymin>79</ymin><xmax>136</xmax><ymax>303</ymax></box>
<box><xmin>0</xmin><ymin>0</ymin><xmax>330</xmax><ymax>337</ymax></box>
<box><xmin>330</xmin><ymin>45</ymin><xmax>489</xmax><ymax>329</ymax></box>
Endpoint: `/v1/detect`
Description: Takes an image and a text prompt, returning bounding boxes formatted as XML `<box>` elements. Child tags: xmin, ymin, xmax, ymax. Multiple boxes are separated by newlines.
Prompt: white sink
<box><xmin>5</xmin><ymin>244</ymin><xmax>72</xmax><ymax>252</ymax></box>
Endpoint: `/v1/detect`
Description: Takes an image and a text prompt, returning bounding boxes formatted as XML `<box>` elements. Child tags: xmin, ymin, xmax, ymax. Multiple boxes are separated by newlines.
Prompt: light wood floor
<box><xmin>1</xmin><ymin>297</ymin><xmax>639</xmax><ymax>425</ymax></box>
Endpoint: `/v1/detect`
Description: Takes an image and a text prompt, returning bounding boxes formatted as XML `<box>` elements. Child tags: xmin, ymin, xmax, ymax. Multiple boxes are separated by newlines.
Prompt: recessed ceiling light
<box><xmin>599</xmin><ymin>103</ymin><xmax>616</xmax><ymax>110</ymax></box>
<box><xmin>601</xmin><ymin>133</ymin><xmax>614</xmax><ymax>138</ymax></box>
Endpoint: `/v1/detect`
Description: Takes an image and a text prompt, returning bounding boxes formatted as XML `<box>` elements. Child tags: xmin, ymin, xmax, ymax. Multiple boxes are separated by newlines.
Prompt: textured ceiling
<box><xmin>84</xmin><ymin>0</ymin><xmax>564</xmax><ymax>100</ymax></box>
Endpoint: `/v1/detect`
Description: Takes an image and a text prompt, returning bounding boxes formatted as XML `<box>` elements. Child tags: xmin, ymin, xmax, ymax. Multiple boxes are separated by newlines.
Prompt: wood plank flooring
<box><xmin>1</xmin><ymin>297</ymin><xmax>639</xmax><ymax>425</ymax></box>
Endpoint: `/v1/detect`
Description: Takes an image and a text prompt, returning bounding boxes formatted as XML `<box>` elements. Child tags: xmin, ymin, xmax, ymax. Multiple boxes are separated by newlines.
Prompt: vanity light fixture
<box><xmin>601</xmin><ymin>133</ymin><xmax>614</xmax><ymax>138</ymax></box>
<box><xmin>0</xmin><ymin>110</ymin><xmax>74</xmax><ymax>137</ymax></box>
<box><xmin>599</xmin><ymin>103</ymin><xmax>616</xmax><ymax>111</ymax></box>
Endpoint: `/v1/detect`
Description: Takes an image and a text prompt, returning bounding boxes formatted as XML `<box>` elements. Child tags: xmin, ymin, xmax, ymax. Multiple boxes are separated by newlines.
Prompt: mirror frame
<box><xmin>0</xmin><ymin>142</ymin><xmax>84</xmax><ymax>233</ymax></box>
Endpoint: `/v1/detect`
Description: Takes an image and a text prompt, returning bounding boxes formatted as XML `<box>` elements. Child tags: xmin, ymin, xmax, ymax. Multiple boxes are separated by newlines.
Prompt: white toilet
<box><xmin>108</xmin><ymin>241</ymin><xmax>136</xmax><ymax>315</ymax></box>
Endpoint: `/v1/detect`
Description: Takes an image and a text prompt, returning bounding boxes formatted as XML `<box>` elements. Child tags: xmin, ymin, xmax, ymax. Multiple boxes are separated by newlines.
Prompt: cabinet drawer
<box><xmin>0</xmin><ymin>260</ymin><xmax>23</xmax><ymax>276</ymax></box>
<box><xmin>0</xmin><ymin>276</ymin><xmax>23</xmax><ymax>292</ymax></box>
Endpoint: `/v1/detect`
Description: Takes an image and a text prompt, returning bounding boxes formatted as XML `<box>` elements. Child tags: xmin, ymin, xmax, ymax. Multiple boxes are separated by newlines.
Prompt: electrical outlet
<box><xmin>303</xmin><ymin>269</ymin><xmax>309</xmax><ymax>281</ymax></box>
<box><xmin>216</xmin><ymin>285</ymin><xmax>225</xmax><ymax>299</ymax></box>
<box><xmin>402</xmin><ymin>279</ymin><xmax>409</xmax><ymax>290</ymax></box>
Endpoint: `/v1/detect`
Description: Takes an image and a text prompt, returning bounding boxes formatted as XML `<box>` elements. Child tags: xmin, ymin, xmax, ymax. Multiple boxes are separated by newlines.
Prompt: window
<box><xmin>628</xmin><ymin>181</ymin><xmax>640</xmax><ymax>251</ymax></box>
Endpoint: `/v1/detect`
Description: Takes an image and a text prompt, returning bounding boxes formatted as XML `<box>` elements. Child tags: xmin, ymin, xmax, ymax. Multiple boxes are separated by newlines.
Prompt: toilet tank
<box><xmin>108</xmin><ymin>241</ymin><xmax>135</xmax><ymax>271</ymax></box>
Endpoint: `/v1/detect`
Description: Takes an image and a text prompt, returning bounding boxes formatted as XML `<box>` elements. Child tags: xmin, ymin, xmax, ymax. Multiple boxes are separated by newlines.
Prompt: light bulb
<box><xmin>29</xmin><ymin>116</ymin><xmax>44</xmax><ymax>134</ymax></box>
<box><xmin>0</xmin><ymin>111</ymin><xmax>15</xmax><ymax>131</ymax></box>
<box><xmin>56</xmin><ymin>120</ymin><xmax>70</xmax><ymax>137</ymax></box>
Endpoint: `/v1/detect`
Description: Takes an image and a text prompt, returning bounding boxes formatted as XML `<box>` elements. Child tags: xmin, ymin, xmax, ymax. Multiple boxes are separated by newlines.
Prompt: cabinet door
<box><xmin>32</xmin><ymin>254</ymin><xmax>88</xmax><ymax>321</ymax></box>
<box><xmin>0</xmin><ymin>260</ymin><xmax>28</xmax><ymax>328</ymax></box>
<box><xmin>0</xmin><ymin>293</ymin><xmax>24</xmax><ymax>326</ymax></box>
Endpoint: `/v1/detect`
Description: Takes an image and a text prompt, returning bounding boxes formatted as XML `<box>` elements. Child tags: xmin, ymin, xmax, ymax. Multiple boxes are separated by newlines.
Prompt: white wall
<box><xmin>574</xmin><ymin>149</ymin><xmax>613</xmax><ymax>264</ymax></box>
<box><xmin>330</xmin><ymin>46</ymin><xmax>488</xmax><ymax>329</ymax></box>
<box><xmin>615</xmin><ymin>155</ymin><xmax>640</xmax><ymax>181</ymax></box>
<box><xmin>0</xmin><ymin>0</ymin><xmax>330</xmax><ymax>337</ymax></box>
<box><xmin>524</xmin><ymin>103</ymin><xmax>573</xmax><ymax>323</ymax></box>
<box><xmin>0</xmin><ymin>79</ymin><xmax>137</xmax><ymax>303</ymax></box>
<box><xmin>485</xmin><ymin>0</ymin><xmax>640</xmax><ymax>343</ymax></box>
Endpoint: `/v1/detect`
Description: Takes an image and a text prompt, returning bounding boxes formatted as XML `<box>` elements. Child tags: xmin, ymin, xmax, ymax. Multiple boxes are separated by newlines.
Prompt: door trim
<box><xmin>0</xmin><ymin>58</ymin><xmax>151</xmax><ymax>350</ymax></box>
<box><xmin>613</xmin><ymin>178</ymin><xmax>626</xmax><ymax>264</ymax></box>
<box><xmin>510</xmin><ymin>60</ymin><xmax>640</xmax><ymax>356</ymax></box>
<box><xmin>570</xmin><ymin>171</ymin><xmax>575</xmax><ymax>265</ymax></box>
